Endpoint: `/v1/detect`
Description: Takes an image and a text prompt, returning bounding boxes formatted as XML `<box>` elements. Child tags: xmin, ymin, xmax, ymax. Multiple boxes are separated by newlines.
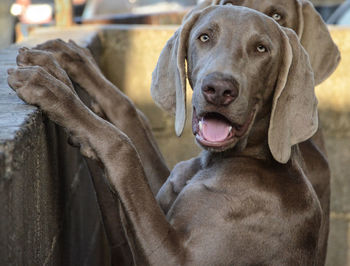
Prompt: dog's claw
<box><xmin>7</xmin><ymin>68</ymin><xmax>14</xmax><ymax>75</ymax></box>
<box><xmin>19</xmin><ymin>47</ymin><xmax>29</xmax><ymax>53</ymax></box>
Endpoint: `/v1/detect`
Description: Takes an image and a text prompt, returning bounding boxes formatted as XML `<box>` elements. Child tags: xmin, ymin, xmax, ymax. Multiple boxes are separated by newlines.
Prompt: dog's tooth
<box><xmin>228</xmin><ymin>126</ymin><xmax>232</xmax><ymax>132</ymax></box>
<box><xmin>199</xmin><ymin>121</ymin><xmax>203</xmax><ymax>132</ymax></box>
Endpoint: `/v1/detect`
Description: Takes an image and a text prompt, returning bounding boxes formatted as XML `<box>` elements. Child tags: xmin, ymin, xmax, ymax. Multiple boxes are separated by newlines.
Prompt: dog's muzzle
<box><xmin>192</xmin><ymin>108</ymin><xmax>255</xmax><ymax>151</ymax></box>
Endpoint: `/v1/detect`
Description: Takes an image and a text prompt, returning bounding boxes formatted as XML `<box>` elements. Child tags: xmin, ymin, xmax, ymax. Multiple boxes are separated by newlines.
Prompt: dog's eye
<box><xmin>256</xmin><ymin>45</ymin><xmax>267</xmax><ymax>53</ymax></box>
<box><xmin>199</xmin><ymin>34</ymin><xmax>210</xmax><ymax>43</ymax></box>
<box><xmin>272</xmin><ymin>13</ymin><xmax>281</xmax><ymax>21</ymax></box>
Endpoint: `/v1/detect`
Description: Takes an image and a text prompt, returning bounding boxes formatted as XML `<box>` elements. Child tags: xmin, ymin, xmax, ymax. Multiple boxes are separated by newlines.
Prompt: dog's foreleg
<box><xmin>8</xmin><ymin>66</ymin><xmax>188</xmax><ymax>265</ymax></box>
<box><xmin>18</xmin><ymin>44</ymin><xmax>169</xmax><ymax>195</ymax></box>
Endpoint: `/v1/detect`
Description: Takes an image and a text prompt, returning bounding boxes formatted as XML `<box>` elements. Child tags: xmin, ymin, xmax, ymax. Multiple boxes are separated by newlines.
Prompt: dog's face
<box><xmin>190</xmin><ymin>0</ymin><xmax>340</xmax><ymax>85</ymax></box>
<box><xmin>188</xmin><ymin>7</ymin><xmax>283</xmax><ymax>151</ymax></box>
<box><xmin>220</xmin><ymin>0</ymin><xmax>300</xmax><ymax>32</ymax></box>
<box><xmin>151</xmin><ymin>6</ymin><xmax>318</xmax><ymax>163</ymax></box>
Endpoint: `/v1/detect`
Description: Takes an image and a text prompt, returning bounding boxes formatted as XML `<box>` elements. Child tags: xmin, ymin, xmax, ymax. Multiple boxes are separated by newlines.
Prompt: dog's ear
<box><xmin>151</xmin><ymin>11</ymin><xmax>201</xmax><ymax>136</ymax></box>
<box><xmin>268</xmin><ymin>28</ymin><xmax>318</xmax><ymax>164</ymax></box>
<box><xmin>296</xmin><ymin>0</ymin><xmax>340</xmax><ymax>85</ymax></box>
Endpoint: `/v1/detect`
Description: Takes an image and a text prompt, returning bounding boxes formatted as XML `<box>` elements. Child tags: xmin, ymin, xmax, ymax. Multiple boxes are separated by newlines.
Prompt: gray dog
<box><xmin>177</xmin><ymin>1</ymin><xmax>341</xmax><ymax>265</ymax></box>
<box><xmin>8</xmin><ymin>5</ymin><xmax>338</xmax><ymax>266</ymax></box>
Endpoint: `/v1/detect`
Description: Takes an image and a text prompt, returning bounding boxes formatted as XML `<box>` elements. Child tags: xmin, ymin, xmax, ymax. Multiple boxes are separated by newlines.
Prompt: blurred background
<box><xmin>1</xmin><ymin>0</ymin><xmax>350</xmax><ymax>49</ymax></box>
<box><xmin>0</xmin><ymin>0</ymin><xmax>198</xmax><ymax>49</ymax></box>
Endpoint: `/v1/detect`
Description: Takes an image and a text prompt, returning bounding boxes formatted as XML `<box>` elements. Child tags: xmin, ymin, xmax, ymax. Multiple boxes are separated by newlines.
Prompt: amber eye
<box><xmin>199</xmin><ymin>34</ymin><xmax>210</xmax><ymax>43</ymax></box>
<box><xmin>257</xmin><ymin>45</ymin><xmax>267</xmax><ymax>53</ymax></box>
<box><xmin>272</xmin><ymin>13</ymin><xmax>281</xmax><ymax>21</ymax></box>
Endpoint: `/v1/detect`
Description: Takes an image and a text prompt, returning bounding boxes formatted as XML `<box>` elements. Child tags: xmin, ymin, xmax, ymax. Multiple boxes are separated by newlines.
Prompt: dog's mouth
<box><xmin>192</xmin><ymin>108</ymin><xmax>255</xmax><ymax>150</ymax></box>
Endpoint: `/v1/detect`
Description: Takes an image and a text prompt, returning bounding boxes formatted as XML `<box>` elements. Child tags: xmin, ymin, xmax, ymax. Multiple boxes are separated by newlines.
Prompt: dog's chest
<box><xmin>166</xmin><ymin>163</ymin><xmax>266</xmax><ymax>233</ymax></box>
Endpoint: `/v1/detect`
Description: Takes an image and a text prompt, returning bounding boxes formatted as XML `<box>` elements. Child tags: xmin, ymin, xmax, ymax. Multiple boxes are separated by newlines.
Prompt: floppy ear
<box><xmin>296</xmin><ymin>0</ymin><xmax>340</xmax><ymax>85</ymax></box>
<box><xmin>268</xmin><ymin>28</ymin><xmax>318</xmax><ymax>164</ymax></box>
<box><xmin>151</xmin><ymin>11</ymin><xmax>201</xmax><ymax>136</ymax></box>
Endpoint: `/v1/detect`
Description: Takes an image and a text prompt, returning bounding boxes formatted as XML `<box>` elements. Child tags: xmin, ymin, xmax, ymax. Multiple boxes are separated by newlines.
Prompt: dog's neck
<box><xmin>239</xmin><ymin>120</ymin><xmax>271</xmax><ymax>160</ymax></box>
<box><xmin>239</xmin><ymin>103</ymin><xmax>273</xmax><ymax>161</ymax></box>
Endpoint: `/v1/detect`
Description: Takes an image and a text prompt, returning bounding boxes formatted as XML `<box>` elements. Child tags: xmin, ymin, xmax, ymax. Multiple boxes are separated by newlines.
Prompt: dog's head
<box><xmin>151</xmin><ymin>6</ymin><xmax>318</xmax><ymax>163</ymax></box>
<box><xmin>190</xmin><ymin>0</ymin><xmax>340</xmax><ymax>85</ymax></box>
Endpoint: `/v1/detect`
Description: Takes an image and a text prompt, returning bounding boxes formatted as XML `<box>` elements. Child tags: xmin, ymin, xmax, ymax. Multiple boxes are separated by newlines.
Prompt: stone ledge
<box><xmin>0</xmin><ymin>26</ymin><xmax>110</xmax><ymax>266</ymax></box>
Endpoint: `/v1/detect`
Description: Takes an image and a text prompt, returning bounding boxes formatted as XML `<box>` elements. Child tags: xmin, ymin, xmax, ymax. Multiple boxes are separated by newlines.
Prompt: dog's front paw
<box><xmin>7</xmin><ymin>66</ymin><xmax>76</xmax><ymax>121</ymax></box>
<box><xmin>7</xmin><ymin>65</ymin><xmax>101</xmax><ymax>161</ymax></box>
<box><xmin>16</xmin><ymin>47</ymin><xmax>75</xmax><ymax>92</ymax></box>
<box><xmin>34</xmin><ymin>39</ymin><xmax>100</xmax><ymax>82</ymax></box>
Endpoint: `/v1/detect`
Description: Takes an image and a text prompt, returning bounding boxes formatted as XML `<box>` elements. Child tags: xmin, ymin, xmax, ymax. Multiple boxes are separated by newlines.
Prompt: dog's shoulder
<box><xmin>156</xmin><ymin>156</ymin><xmax>202</xmax><ymax>214</ymax></box>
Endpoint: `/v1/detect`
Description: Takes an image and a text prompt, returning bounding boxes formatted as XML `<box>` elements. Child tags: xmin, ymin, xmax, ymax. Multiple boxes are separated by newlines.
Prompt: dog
<box><xmin>185</xmin><ymin>1</ymin><xmax>340</xmax><ymax>264</ymax></box>
<box><xmin>18</xmin><ymin>5</ymin><xmax>338</xmax><ymax>265</ymax></box>
<box><xmin>8</xmin><ymin>5</ymin><xmax>337</xmax><ymax>265</ymax></box>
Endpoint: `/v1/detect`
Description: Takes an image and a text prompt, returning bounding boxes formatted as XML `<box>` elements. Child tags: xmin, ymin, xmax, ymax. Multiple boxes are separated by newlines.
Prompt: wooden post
<box><xmin>55</xmin><ymin>0</ymin><xmax>74</xmax><ymax>27</ymax></box>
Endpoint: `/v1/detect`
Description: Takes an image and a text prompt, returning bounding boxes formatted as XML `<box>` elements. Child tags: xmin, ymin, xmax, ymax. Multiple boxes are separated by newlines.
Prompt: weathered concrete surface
<box><xmin>0</xmin><ymin>27</ymin><xmax>109</xmax><ymax>266</ymax></box>
<box><xmin>0</xmin><ymin>113</ymin><xmax>61</xmax><ymax>265</ymax></box>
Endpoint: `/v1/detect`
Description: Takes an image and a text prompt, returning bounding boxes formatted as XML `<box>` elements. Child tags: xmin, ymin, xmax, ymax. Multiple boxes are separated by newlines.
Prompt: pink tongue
<box><xmin>201</xmin><ymin>118</ymin><xmax>231</xmax><ymax>142</ymax></box>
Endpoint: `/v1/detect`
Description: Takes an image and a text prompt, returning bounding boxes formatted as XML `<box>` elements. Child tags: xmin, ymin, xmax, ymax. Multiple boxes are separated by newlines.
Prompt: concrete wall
<box><xmin>0</xmin><ymin>24</ymin><xmax>349</xmax><ymax>265</ymax></box>
<box><xmin>0</xmin><ymin>29</ymin><xmax>110</xmax><ymax>266</ymax></box>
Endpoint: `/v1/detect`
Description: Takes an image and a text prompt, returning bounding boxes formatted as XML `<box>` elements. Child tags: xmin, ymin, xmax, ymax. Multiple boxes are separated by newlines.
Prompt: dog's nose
<box><xmin>201</xmin><ymin>74</ymin><xmax>239</xmax><ymax>106</ymax></box>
